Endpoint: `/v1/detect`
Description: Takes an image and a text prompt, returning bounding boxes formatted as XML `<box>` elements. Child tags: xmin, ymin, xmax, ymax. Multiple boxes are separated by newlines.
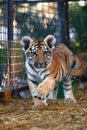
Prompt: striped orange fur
<box><xmin>20</xmin><ymin>35</ymin><xmax>76</xmax><ymax>107</ymax></box>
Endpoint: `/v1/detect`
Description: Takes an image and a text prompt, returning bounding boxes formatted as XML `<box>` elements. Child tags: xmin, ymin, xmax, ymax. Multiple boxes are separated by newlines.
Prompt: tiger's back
<box><xmin>49</xmin><ymin>44</ymin><xmax>73</xmax><ymax>81</ymax></box>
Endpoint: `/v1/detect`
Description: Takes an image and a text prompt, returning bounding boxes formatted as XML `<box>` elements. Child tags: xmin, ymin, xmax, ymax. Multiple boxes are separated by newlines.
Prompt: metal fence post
<box><xmin>56</xmin><ymin>1</ymin><xmax>64</xmax><ymax>43</ymax></box>
<box><xmin>56</xmin><ymin>0</ymin><xmax>69</xmax><ymax>46</ymax></box>
<box><xmin>63</xmin><ymin>0</ymin><xmax>69</xmax><ymax>47</ymax></box>
<box><xmin>0</xmin><ymin>51</ymin><xmax>2</xmax><ymax>85</ymax></box>
<box><xmin>4</xmin><ymin>0</ymin><xmax>14</xmax><ymax>99</ymax></box>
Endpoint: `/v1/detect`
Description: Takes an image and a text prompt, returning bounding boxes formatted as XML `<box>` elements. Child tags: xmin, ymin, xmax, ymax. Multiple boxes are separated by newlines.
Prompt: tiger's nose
<box><xmin>38</xmin><ymin>62</ymin><xmax>44</xmax><ymax>68</ymax></box>
<box><xmin>35</xmin><ymin>62</ymin><xmax>43</xmax><ymax>67</ymax></box>
<box><xmin>38</xmin><ymin>62</ymin><xmax>43</xmax><ymax>66</ymax></box>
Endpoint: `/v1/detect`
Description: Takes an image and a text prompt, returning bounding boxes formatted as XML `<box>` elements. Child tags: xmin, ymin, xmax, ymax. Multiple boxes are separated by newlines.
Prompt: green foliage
<box><xmin>0</xmin><ymin>48</ymin><xmax>7</xmax><ymax>83</ymax></box>
<box><xmin>57</xmin><ymin>80</ymin><xmax>77</xmax><ymax>99</ymax></box>
<box><xmin>0</xmin><ymin>48</ymin><xmax>7</xmax><ymax>65</ymax></box>
<box><xmin>69</xmin><ymin>3</ymin><xmax>87</xmax><ymax>52</ymax></box>
<box><xmin>57</xmin><ymin>81</ymin><xmax>64</xmax><ymax>99</ymax></box>
<box><xmin>16</xmin><ymin>10</ymin><xmax>56</xmax><ymax>40</ymax></box>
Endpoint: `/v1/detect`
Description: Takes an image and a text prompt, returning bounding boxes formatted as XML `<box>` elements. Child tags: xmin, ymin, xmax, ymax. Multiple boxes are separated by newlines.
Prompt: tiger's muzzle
<box><xmin>34</xmin><ymin>62</ymin><xmax>47</xmax><ymax>68</ymax></box>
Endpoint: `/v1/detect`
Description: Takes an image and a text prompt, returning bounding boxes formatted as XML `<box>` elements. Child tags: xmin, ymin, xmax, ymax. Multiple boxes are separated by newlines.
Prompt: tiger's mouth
<box><xmin>34</xmin><ymin>62</ymin><xmax>47</xmax><ymax>68</ymax></box>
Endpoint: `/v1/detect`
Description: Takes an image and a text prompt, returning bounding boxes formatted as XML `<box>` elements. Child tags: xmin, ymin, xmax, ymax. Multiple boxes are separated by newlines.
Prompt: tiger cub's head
<box><xmin>20</xmin><ymin>35</ymin><xmax>56</xmax><ymax>68</ymax></box>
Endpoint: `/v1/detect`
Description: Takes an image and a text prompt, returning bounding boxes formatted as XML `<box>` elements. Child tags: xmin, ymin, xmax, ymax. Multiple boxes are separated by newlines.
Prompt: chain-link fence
<box><xmin>0</xmin><ymin>0</ymin><xmax>87</xmax><ymax>98</ymax></box>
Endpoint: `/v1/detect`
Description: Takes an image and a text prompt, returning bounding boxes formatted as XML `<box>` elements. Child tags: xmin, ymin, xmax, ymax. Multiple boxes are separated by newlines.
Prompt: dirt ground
<box><xmin>0</xmin><ymin>86</ymin><xmax>87</xmax><ymax>130</ymax></box>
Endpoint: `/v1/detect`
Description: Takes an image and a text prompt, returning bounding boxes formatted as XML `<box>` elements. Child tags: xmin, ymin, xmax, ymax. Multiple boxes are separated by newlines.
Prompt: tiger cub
<box><xmin>20</xmin><ymin>35</ymin><xmax>76</xmax><ymax>107</ymax></box>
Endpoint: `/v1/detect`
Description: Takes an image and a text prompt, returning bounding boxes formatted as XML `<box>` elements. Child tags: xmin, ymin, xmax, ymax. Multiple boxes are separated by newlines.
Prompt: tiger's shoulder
<box><xmin>49</xmin><ymin>43</ymin><xmax>73</xmax><ymax>77</ymax></box>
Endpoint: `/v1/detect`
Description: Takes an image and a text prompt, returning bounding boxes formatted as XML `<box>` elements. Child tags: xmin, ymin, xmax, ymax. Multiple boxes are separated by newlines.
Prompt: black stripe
<box><xmin>34</xmin><ymin>43</ymin><xmax>44</xmax><ymax>47</ymax></box>
<box><xmin>29</xmin><ymin>63</ymin><xmax>37</xmax><ymax>73</ymax></box>
<box><xmin>64</xmin><ymin>83</ymin><xmax>71</xmax><ymax>86</ymax></box>
<box><xmin>27</xmin><ymin>71</ymin><xmax>37</xmax><ymax>79</ymax></box>
<box><xmin>44</xmin><ymin>71</ymin><xmax>57</xmax><ymax>80</ymax></box>
<box><xmin>61</xmin><ymin>66</ymin><xmax>65</xmax><ymax>79</ymax></box>
<box><xmin>40</xmin><ymin>68</ymin><xmax>49</xmax><ymax>75</ymax></box>
<box><xmin>71</xmin><ymin>60</ymin><xmax>76</xmax><ymax>69</ymax></box>
<box><xmin>54</xmin><ymin>71</ymin><xmax>58</xmax><ymax>79</ymax></box>
<box><xmin>63</xmin><ymin>76</ymin><xmax>71</xmax><ymax>82</ymax></box>
<box><xmin>34</xmin><ymin>96</ymin><xmax>42</xmax><ymax>100</ymax></box>
<box><xmin>55</xmin><ymin>66</ymin><xmax>64</xmax><ymax>81</ymax></box>
<box><xmin>29</xmin><ymin>79</ymin><xmax>38</xmax><ymax>85</ymax></box>
<box><xmin>63</xmin><ymin>87</ymin><xmax>71</xmax><ymax>91</ymax></box>
<box><xmin>63</xmin><ymin>82</ymin><xmax>71</xmax><ymax>90</ymax></box>
<box><xmin>44</xmin><ymin>73</ymin><xmax>52</xmax><ymax>79</ymax></box>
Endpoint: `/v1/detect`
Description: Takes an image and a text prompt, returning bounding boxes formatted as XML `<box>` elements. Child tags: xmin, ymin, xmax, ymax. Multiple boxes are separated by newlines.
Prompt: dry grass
<box><xmin>0</xmin><ymin>87</ymin><xmax>87</xmax><ymax>130</ymax></box>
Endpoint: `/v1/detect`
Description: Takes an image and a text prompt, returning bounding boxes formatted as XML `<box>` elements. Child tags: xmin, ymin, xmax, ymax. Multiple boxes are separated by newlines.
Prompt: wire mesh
<box><xmin>0</xmin><ymin>1</ymin><xmax>59</xmax><ymax>93</ymax></box>
<box><xmin>0</xmin><ymin>2</ymin><xmax>8</xmax><ymax>87</ymax></box>
<box><xmin>0</xmin><ymin>0</ymin><xmax>86</xmax><ymax>97</ymax></box>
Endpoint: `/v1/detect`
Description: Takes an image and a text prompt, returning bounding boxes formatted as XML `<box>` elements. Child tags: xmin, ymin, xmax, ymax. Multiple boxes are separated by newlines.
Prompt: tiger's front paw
<box><xmin>32</xmin><ymin>86</ymin><xmax>49</xmax><ymax>100</ymax></box>
<box><xmin>31</xmin><ymin>97</ymin><xmax>48</xmax><ymax>110</ymax></box>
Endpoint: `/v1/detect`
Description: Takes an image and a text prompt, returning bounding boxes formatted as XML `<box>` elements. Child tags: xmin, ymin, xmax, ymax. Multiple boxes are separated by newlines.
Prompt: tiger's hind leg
<box><xmin>63</xmin><ymin>77</ymin><xmax>76</xmax><ymax>103</ymax></box>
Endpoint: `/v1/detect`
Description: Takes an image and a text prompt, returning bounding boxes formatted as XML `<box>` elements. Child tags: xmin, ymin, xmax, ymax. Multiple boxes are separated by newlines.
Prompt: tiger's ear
<box><xmin>20</xmin><ymin>36</ymin><xmax>33</xmax><ymax>52</ymax></box>
<box><xmin>44</xmin><ymin>35</ymin><xmax>56</xmax><ymax>50</ymax></box>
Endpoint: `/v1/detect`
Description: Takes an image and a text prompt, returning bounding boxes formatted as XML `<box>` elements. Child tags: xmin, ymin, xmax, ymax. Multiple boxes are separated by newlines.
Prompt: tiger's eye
<box><xmin>32</xmin><ymin>51</ymin><xmax>37</xmax><ymax>56</ymax></box>
<box><xmin>43</xmin><ymin>50</ymin><xmax>48</xmax><ymax>54</ymax></box>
